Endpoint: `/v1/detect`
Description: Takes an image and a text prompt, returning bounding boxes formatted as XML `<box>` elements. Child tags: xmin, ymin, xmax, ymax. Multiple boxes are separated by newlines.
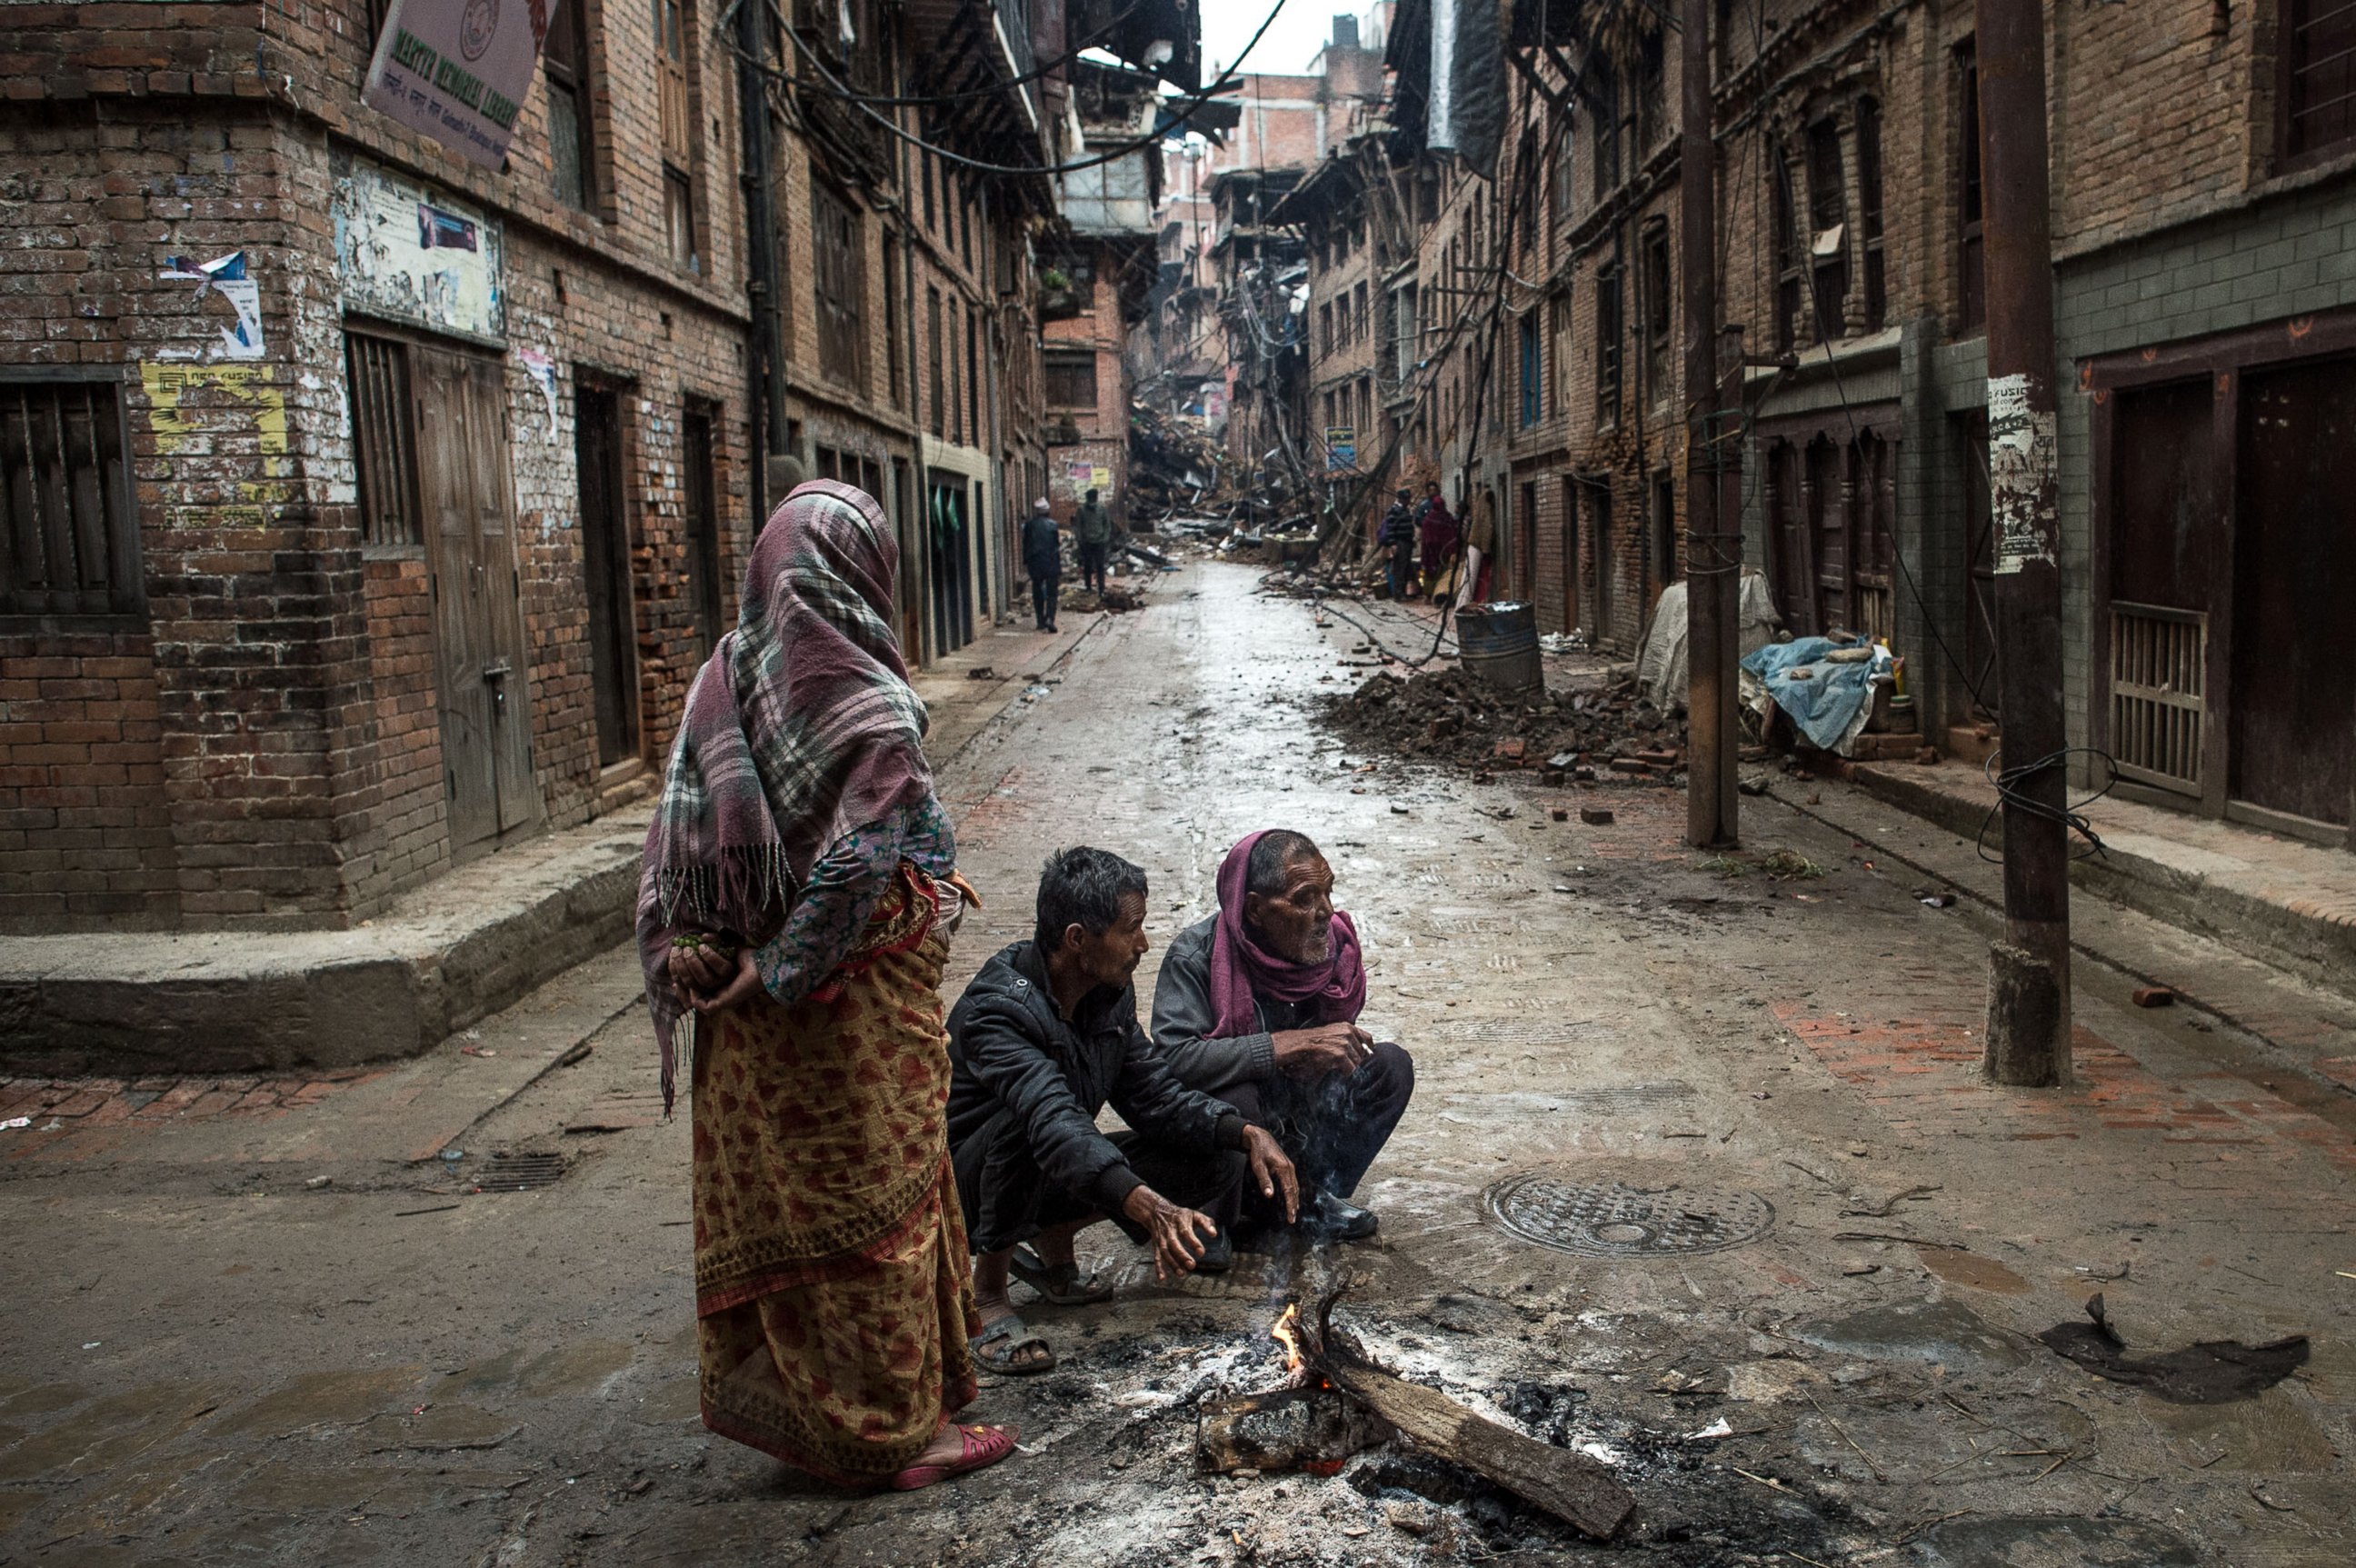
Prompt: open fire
<box><xmin>1193</xmin><ymin>1278</ymin><xmax>1636</xmax><ymax>1540</ymax></box>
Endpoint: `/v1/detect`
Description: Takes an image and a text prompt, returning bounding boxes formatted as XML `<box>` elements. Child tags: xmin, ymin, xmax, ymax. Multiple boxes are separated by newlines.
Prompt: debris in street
<box><xmin>1682</xmin><ymin>1417</ymin><xmax>1734</xmax><ymax>1441</ymax></box>
<box><xmin>2037</xmin><ymin>1294</ymin><xmax>2310</xmax><ymax>1403</ymax></box>
<box><xmin>1760</xmin><ymin>850</ymin><xmax>1826</xmax><ymax>881</ymax></box>
<box><xmin>0</xmin><ymin>1115</ymin><xmax>29</xmax><ymax>1129</ymax></box>
<box><xmin>967</xmin><ymin>666</ymin><xmax>998</xmax><ymax>681</ymax></box>
<box><xmin>394</xmin><ymin>1204</ymin><xmax>462</xmax><ymax>1217</ymax></box>
<box><xmin>2132</xmin><ymin>985</ymin><xmax>2176</xmax><ymax>1008</ymax></box>
<box><xmin>1917</xmin><ymin>889</ymin><xmax>1958</xmax><ymax>908</ymax></box>
<box><xmin>1320</xmin><ymin>664</ymin><xmax>1685</xmax><ymax>777</ymax></box>
<box><xmin>1579</xmin><ymin>806</ymin><xmax>1614</xmax><ymax>825</ymax></box>
<box><xmin>304</xmin><ymin>1174</ymin><xmax>333</xmax><ymax>1190</ymax></box>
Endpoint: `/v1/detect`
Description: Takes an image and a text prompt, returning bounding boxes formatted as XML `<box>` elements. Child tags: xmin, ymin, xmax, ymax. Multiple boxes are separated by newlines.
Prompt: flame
<box><xmin>1272</xmin><ymin>1303</ymin><xmax>1305</xmax><ymax>1374</ymax></box>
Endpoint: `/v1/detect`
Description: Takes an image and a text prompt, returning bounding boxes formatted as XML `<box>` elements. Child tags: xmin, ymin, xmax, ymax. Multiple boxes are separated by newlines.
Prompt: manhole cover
<box><xmin>469</xmin><ymin>1153</ymin><xmax>568</xmax><ymax>1193</ymax></box>
<box><xmin>1483</xmin><ymin>1171</ymin><xmax>1774</xmax><ymax>1257</ymax></box>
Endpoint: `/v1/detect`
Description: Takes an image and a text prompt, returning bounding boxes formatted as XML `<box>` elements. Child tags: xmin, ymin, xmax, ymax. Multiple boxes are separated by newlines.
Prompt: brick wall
<box><xmin>0</xmin><ymin>631</ymin><xmax>176</xmax><ymax>927</ymax></box>
<box><xmin>0</xmin><ymin>0</ymin><xmax>756</xmax><ymax>930</ymax></box>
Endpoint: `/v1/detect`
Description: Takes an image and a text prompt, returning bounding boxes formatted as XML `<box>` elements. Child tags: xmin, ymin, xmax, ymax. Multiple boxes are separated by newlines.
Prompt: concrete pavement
<box><xmin>0</xmin><ymin>562</ymin><xmax>2349</xmax><ymax>1566</ymax></box>
<box><xmin>0</xmin><ymin>608</ymin><xmax>1113</xmax><ymax>1081</ymax></box>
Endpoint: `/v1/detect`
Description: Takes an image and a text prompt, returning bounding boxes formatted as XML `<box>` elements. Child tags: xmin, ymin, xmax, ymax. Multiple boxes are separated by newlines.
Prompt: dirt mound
<box><xmin>1319</xmin><ymin>664</ymin><xmax>1688</xmax><ymax>780</ymax></box>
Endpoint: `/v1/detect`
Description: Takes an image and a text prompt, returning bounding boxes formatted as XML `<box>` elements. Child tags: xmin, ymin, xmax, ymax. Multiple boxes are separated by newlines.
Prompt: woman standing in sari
<box><xmin>637</xmin><ymin>480</ymin><xmax>1013</xmax><ymax>1492</ymax></box>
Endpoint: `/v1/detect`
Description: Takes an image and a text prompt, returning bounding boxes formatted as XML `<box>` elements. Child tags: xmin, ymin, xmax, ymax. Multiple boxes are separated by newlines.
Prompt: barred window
<box><xmin>346</xmin><ymin>331</ymin><xmax>422</xmax><ymax>547</ymax></box>
<box><xmin>2282</xmin><ymin>0</ymin><xmax>2356</xmax><ymax>166</ymax></box>
<box><xmin>0</xmin><ymin>377</ymin><xmax>143</xmax><ymax>623</ymax></box>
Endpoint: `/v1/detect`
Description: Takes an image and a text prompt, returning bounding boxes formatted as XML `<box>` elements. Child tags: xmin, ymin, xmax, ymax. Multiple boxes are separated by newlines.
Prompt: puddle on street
<box><xmin>2037</xmin><ymin>1295</ymin><xmax>2310</xmax><ymax>1403</ymax></box>
<box><xmin>1792</xmin><ymin>1299</ymin><xmax>2031</xmax><ymax>1372</ymax></box>
<box><xmin>214</xmin><ymin>1367</ymin><xmax>422</xmax><ymax>1437</ymax></box>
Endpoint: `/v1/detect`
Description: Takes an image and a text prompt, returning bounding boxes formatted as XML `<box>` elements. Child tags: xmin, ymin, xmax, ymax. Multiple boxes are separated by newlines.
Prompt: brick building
<box><xmin>0</xmin><ymin>0</ymin><xmax>759</xmax><ymax>931</ymax></box>
<box><xmin>1041</xmin><ymin>61</ymin><xmax>1165</xmax><ymax>530</ymax></box>
<box><xmin>1267</xmin><ymin>138</ymin><xmax>1384</xmax><ymax>534</ymax></box>
<box><xmin>1349</xmin><ymin>0</ymin><xmax>2356</xmax><ymax>853</ymax></box>
<box><xmin>0</xmin><ymin>0</ymin><xmax>1196</xmax><ymax>934</ymax></box>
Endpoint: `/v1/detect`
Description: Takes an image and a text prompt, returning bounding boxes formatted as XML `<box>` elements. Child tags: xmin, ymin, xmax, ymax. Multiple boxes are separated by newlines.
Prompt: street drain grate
<box><xmin>470</xmin><ymin>1153</ymin><xmax>569</xmax><ymax>1193</ymax></box>
<box><xmin>1483</xmin><ymin>1171</ymin><xmax>1774</xmax><ymax>1257</ymax></box>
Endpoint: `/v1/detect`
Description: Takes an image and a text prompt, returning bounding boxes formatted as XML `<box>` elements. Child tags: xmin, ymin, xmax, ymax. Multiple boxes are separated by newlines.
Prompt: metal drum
<box><xmin>1456</xmin><ymin>600</ymin><xmax>1543</xmax><ymax>695</ymax></box>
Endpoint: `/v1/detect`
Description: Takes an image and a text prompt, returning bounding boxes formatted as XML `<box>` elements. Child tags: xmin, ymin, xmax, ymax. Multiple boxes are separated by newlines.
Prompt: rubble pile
<box><xmin>1128</xmin><ymin>401</ymin><xmax>1233</xmax><ymax>518</ymax></box>
<box><xmin>1319</xmin><ymin>664</ymin><xmax>1689</xmax><ymax>781</ymax></box>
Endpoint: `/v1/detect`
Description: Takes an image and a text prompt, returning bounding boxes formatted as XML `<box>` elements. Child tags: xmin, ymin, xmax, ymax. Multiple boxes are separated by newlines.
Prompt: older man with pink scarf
<box><xmin>1149</xmin><ymin>830</ymin><xmax>1415</xmax><ymax>1243</ymax></box>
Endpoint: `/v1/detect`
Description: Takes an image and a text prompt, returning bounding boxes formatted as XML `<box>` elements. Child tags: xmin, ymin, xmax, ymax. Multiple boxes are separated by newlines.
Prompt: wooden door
<box><xmin>2231</xmin><ymin>356</ymin><xmax>2356</xmax><ymax>826</ymax></box>
<box><xmin>414</xmin><ymin>345</ymin><xmax>539</xmax><ymax>853</ymax></box>
<box><xmin>575</xmin><ymin>385</ymin><xmax>639</xmax><ymax>766</ymax></box>
<box><xmin>1852</xmin><ymin>431</ymin><xmax>1896</xmax><ymax>644</ymax></box>
<box><xmin>1766</xmin><ymin>440</ymin><xmax>1813</xmax><ymax>635</ymax></box>
<box><xmin>1957</xmin><ymin>412</ymin><xmax>1999</xmax><ymax>718</ymax></box>
<box><xmin>1558</xmin><ymin>478</ymin><xmax>1579</xmax><ymax>635</ymax></box>
<box><xmin>1590</xmin><ymin>481</ymin><xmax>1615</xmax><ymax>644</ymax></box>
<box><xmin>682</xmin><ymin>410</ymin><xmax>724</xmax><ymax>665</ymax></box>
<box><xmin>1807</xmin><ymin>434</ymin><xmax>1850</xmax><ymax>633</ymax></box>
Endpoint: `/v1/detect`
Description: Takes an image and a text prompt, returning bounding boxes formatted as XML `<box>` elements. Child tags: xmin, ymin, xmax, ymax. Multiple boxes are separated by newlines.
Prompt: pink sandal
<box><xmin>888</xmin><ymin>1423</ymin><xmax>1019</xmax><ymax>1491</ymax></box>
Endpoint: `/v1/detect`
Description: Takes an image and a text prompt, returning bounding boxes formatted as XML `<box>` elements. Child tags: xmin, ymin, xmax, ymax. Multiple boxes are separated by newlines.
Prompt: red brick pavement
<box><xmin>0</xmin><ymin>1069</ymin><xmax>380</xmax><ymax>1153</ymax></box>
<box><xmin>1773</xmin><ymin>1003</ymin><xmax>2356</xmax><ymax>1174</ymax></box>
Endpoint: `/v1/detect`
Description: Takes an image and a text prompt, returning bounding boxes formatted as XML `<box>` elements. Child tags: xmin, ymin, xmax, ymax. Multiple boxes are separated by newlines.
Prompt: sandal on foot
<box><xmin>973</xmin><ymin>1313</ymin><xmax>1054</xmax><ymax>1375</ymax></box>
<box><xmin>890</xmin><ymin>1423</ymin><xmax>1019</xmax><ymax>1491</ymax></box>
<box><xmin>1009</xmin><ymin>1246</ymin><xmax>1113</xmax><ymax>1304</ymax></box>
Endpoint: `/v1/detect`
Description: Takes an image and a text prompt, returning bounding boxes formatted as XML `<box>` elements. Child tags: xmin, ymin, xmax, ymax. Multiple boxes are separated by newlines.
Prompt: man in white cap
<box><xmin>1021</xmin><ymin>498</ymin><xmax>1062</xmax><ymax>633</ymax></box>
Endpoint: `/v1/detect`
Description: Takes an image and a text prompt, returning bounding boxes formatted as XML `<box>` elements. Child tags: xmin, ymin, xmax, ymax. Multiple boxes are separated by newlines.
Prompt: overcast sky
<box><xmin>1200</xmin><ymin>0</ymin><xmax>1353</xmax><ymax>78</ymax></box>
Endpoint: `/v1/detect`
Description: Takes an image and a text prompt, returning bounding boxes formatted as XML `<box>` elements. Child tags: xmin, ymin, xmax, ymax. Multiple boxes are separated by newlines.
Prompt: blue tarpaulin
<box><xmin>1741</xmin><ymin>637</ymin><xmax>1892</xmax><ymax>754</ymax></box>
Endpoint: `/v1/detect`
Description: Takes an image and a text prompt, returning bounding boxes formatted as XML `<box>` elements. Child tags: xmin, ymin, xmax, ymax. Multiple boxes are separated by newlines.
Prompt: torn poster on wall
<box><xmin>332</xmin><ymin>154</ymin><xmax>505</xmax><ymax>342</ymax></box>
<box><xmin>157</xmin><ymin>252</ymin><xmax>265</xmax><ymax>360</ymax></box>
<box><xmin>363</xmin><ymin>0</ymin><xmax>550</xmax><ymax>170</ymax></box>
<box><xmin>1987</xmin><ymin>372</ymin><xmax>2058</xmax><ymax>575</ymax></box>
<box><xmin>516</xmin><ymin>348</ymin><xmax>560</xmax><ymax>444</ymax></box>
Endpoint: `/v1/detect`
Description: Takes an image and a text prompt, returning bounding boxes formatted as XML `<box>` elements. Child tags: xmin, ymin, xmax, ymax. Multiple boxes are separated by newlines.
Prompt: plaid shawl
<box><xmin>636</xmin><ymin>481</ymin><xmax>933</xmax><ymax>1109</ymax></box>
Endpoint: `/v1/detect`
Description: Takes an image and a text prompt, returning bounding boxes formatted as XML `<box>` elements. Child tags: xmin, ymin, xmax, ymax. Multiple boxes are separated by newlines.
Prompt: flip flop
<box><xmin>889</xmin><ymin>1423</ymin><xmax>1019</xmax><ymax>1491</ymax></box>
<box><xmin>1009</xmin><ymin>1246</ymin><xmax>1114</xmax><ymax>1305</ymax></box>
<box><xmin>972</xmin><ymin>1313</ymin><xmax>1054</xmax><ymax>1375</ymax></box>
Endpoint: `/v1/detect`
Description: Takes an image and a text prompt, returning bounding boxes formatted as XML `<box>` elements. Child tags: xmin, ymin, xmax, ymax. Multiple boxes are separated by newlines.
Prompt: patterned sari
<box><xmin>693</xmin><ymin>863</ymin><xmax>980</xmax><ymax>1483</ymax></box>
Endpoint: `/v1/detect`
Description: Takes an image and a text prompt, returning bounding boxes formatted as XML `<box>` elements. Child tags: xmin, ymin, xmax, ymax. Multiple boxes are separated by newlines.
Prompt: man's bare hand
<box><xmin>1121</xmin><ymin>1186</ymin><xmax>1219</xmax><ymax>1280</ymax></box>
<box><xmin>685</xmin><ymin>944</ymin><xmax>763</xmax><ymax>1015</ymax></box>
<box><xmin>1242</xmin><ymin>1124</ymin><xmax>1299</xmax><ymax>1223</ymax></box>
<box><xmin>1272</xmin><ymin>1022</ymin><xmax>1373</xmax><ymax>1080</ymax></box>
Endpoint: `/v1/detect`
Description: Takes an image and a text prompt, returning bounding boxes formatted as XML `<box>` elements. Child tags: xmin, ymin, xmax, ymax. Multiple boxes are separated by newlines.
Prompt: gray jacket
<box><xmin>1149</xmin><ymin>915</ymin><xmax>1318</xmax><ymax>1092</ymax></box>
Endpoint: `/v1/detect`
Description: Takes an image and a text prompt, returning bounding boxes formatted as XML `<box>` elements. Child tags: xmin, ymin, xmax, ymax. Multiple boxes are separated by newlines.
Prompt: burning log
<box><xmin>1298</xmin><ymin>1279</ymin><xmax>1635</xmax><ymax>1541</ymax></box>
<box><xmin>1195</xmin><ymin>1386</ymin><xmax>1393</xmax><ymax>1475</ymax></box>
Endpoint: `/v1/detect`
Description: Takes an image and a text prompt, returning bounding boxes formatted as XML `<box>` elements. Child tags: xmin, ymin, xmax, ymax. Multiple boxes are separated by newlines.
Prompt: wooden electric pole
<box><xmin>1682</xmin><ymin>0</ymin><xmax>1739</xmax><ymax>848</ymax></box>
<box><xmin>1975</xmin><ymin>0</ymin><xmax>2071</xmax><ymax>1084</ymax></box>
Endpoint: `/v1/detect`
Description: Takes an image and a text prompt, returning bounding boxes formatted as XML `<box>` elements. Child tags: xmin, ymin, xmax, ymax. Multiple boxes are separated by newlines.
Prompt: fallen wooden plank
<box><xmin>1317</xmin><ymin>1353</ymin><xmax>1633</xmax><ymax>1540</ymax></box>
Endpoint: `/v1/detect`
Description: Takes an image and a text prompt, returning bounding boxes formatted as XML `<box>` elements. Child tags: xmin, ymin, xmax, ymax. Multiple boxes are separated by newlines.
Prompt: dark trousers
<box><xmin>1216</xmin><ymin>1042</ymin><xmax>1413</xmax><ymax>1223</ymax></box>
<box><xmin>1029</xmin><ymin>571</ymin><xmax>1059</xmax><ymax>628</ymax></box>
<box><xmin>1385</xmin><ymin>549</ymin><xmax>1415</xmax><ymax>600</ymax></box>
<box><xmin>1077</xmin><ymin>542</ymin><xmax>1110</xmax><ymax>592</ymax></box>
<box><xmin>952</xmin><ymin>1106</ymin><xmax>1248</xmax><ymax>1255</ymax></box>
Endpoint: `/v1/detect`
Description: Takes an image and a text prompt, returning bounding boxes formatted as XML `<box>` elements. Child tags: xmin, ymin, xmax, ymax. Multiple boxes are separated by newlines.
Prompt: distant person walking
<box><xmin>636</xmin><ymin>480</ymin><xmax>1013</xmax><ymax>1493</ymax></box>
<box><xmin>1457</xmin><ymin>488</ymin><xmax>1498</xmax><ymax>608</ymax></box>
<box><xmin>1377</xmin><ymin>488</ymin><xmax>1418</xmax><ymax>601</ymax></box>
<box><xmin>1022</xmin><ymin>498</ymin><xmax>1062</xmax><ymax>633</ymax></box>
<box><xmin>1417</xmin><ymin>484</ymin><xmax>1461</xmax><ymax>604</ymax></box>
<box><xmin>1073</xmin><ymin>489</ymin><xmax>1114</xmax><ymax>594</ymax></box>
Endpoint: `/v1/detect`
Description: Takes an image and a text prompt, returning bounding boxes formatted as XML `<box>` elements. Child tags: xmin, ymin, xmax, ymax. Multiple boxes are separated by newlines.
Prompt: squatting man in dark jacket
<box><xmin>1152</xmin><ymin>829</ymin><xmax>1413</xmax><ymax>1243</ymax></box>
<box><xmin>946</xmin><ymin>847</ymin><xmax>1299</xmax><ymax>1374</ymax></box>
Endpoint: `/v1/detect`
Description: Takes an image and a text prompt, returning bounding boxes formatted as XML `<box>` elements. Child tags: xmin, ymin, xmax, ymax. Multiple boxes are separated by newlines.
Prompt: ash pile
<box><xmin>1321</xmin><ymin>664</ymin><xmax>1688</xmax><ymax>781</ymax></box>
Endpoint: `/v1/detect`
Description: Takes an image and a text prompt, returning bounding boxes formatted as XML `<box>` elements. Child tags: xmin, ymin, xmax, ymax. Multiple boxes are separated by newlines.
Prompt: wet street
<box><xmin>4</xmin><ymin>560</ymin><xmax>2352</xmax><ymax>1566</ymax></box>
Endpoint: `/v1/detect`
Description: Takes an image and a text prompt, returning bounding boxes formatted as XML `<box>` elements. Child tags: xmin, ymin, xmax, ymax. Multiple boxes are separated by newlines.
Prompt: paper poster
<box><xmin>1325</xmin><ymin>425</ymin><xmax>1356</xmax><ymax>471</ymax></box>
<box><xmin>332</xmin><ymin>155</ymin><xmax>505</xmax><ymax>342</ymax></box>
<box><xmin>1987</xmin><ymin>373</ymin><xmax>2057</xmax><ymax>575</ymax></box>
<box><xmin>515</xmin><ymin>348</ymin><xmax>560</xmax><ymax>444</ymax></box>
<box><xmin>363</xmin><ymin>0</ymin><xmax>549</xmax><ymax>169</ymax></box>
<box><xmin>157</xmin><ymin>252</ymin><xmax>264</xmax><ymax>360</ymax></box>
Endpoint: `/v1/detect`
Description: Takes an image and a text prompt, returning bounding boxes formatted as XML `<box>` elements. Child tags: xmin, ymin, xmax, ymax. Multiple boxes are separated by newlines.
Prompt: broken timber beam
<box><xmin>1299</xmin><ymin>1275</ymin><xmax>1635</xmax><ymax>1541</ymax></box>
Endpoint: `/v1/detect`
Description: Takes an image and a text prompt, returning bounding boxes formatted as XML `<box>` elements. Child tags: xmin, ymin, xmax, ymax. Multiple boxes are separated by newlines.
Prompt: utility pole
<box><xmin>1975</xmin><ymin>0</ymin><xmax>2071</xmax><ymax>1084</ymax></box>
<box><xmin>1681</xmin><ymin>0</ymin><xmax>1739</xmax><ymax>848</ymax></box>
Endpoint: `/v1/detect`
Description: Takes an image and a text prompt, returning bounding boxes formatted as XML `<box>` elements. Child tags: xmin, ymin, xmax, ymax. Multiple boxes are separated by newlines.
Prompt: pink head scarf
<box><xmin>1207</xmin><ymin>831</ymin><xmax>1368</xmax><ymax>1039</ymax></box>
